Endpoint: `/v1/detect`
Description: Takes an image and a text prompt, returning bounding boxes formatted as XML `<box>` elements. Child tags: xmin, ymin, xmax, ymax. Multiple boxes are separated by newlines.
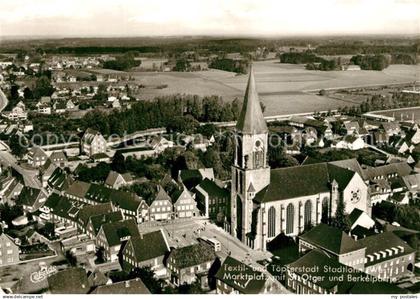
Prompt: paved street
<box><xmin>0</xmin><ymin>151</ymin><xmax>42</xmax><ymax>189</ymax></box>
<box><xmin>139</xmin><ymin>217</ymin><xmax>288</xmax><ymax>293</ymax></box>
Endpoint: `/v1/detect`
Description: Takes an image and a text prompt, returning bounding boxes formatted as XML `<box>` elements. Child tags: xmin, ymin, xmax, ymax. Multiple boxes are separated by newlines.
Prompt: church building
<box><xmin>230</xmin><ymin>66</ymin><xmax>371</xmax><ymax>251</ymax></box>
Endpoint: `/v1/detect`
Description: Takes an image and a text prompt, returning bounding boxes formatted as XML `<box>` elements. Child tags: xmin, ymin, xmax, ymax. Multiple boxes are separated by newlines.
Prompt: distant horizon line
<box><xmin>1</xmin><ymin>33</ymin><xmax>419</xmax><ymax>41</ymax></box>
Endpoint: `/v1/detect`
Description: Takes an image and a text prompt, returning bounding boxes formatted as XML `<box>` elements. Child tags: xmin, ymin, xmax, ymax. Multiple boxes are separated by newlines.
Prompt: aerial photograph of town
<box><xmin>0</xmin><ymin>0</ymin><xmax>419</xmax><ymax>296</ymax></box>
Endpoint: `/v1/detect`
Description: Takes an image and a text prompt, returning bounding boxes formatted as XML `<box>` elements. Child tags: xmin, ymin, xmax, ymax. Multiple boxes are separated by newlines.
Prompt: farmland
<box><xmin>127</xmin><ymin>60</ymin><xmax>420</xmax><ymax>116</ymax></box>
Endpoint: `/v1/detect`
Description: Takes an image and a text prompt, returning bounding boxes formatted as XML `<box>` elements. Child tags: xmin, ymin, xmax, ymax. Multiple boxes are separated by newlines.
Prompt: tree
<box><xmin>197</xmin><ymin>124</ymin><xmax>217</xmax><ymax>138</ymax></box>
<box><xmin>331</xmin><ymin>197</ymin><xmax>350</xmax><ymax>232</ymax></box>
<box><xmin>23</xmin><ymin>87</ymin><xmax>33</xmax><ymax>99</ymax></box>
<box><xmin>65</xmin><ymin>250</ymin><xmax>77</xmax><ymax>266</ymax></box>
<box><xmin>33</xmin><ymin>75</ymin><xmax>54</xmax><ymax>99</ymax></box>
<box><xmin>10</xmin><ymin>85</ymin><xmax>19</xmax><ymax>101</ymax></box>
<box><xmin>9</xmin><ymin>134</ymin><xmax>27</xmax><ymax>158</ymax></box>
<box><xmin>131</xmin><ymin>267</ymin><xmax>164</xmax><ymax>294</ymax></box>
<box><xmin>111</xmin><ymin>152</ymin><xmax>126</xmax><ymax>173</ymax></box>
<box><xmin>174</xmin><ymin>59</ymin><xmax>190</xmax><ymax>72</ymax></box>
<box><xmin>96</xmin><ymin>247</ymin><xmax>106</xmax><ymax>264</ymax></box>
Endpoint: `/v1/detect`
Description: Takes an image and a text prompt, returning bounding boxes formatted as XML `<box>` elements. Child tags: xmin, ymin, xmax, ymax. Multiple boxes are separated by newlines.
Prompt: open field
<box><xmin>127</xmin><ymin>60</ymin><xmax>419</xmax><ymax>116</ymax></box>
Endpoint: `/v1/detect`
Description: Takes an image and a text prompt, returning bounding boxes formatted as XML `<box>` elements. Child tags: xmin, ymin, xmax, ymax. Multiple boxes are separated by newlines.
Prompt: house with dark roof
<box><xmin>49</xmin><ymin>151</ymin><xmax>68</xmax><ymax>168</ymax></box>
<box><xmin>90</xmin><ymin>278</ymin><xmax>150</xmax><ymax>294</ymax></box>
<box><xmin>167</xmin><ymin>243</ymin><xmax>216</xmax><ymax>286</ymax></box>
<box><xmin>215</xmin><ymin>256</ymin><xmax>273</xmax><ymax>294</ymax></box>
<box><xmin>47</xmin><ymin>268</ymin><xmax>89</xmax><ymax>294</ymax></box>
<box><xmin>47</xmin><ymin>167</ymin><xmax>73</xmax><ymax>194</ymax></box>
<box><xmin>172</xmin><ymin>187</ymin><xmax>199</xmax><ymax>218</ymax></box>
<box><xmin>357</xmin><ymin>232</ymin><xmax>416</xmax><ymax>281</ymax></box>
<box><xmin>178</xmin><ymin>168</ymin><xmax>215</xmax><ymax>190</ymax></box>
<box><xmin>348</xmin><ymin>208</ymin><xmax>375</xmax><ymax>233</ymax></box>
<box><xmin>286</xmin><ymin>249</ymin><xmax>364</xmax><ymax>294</ymax></box>
<box><xmin>76</xmin><ymin>202</ymin><xmax>114</xmax><ymax>233</ymax></box>
<box><xmin>122</xmin><ymin>229</ymin><xmax>170</xmax><ymax>272</ymax></box>
<box><xmin>194</xmin><ymin>178</ymin><xmax>229</xmax><ymax>219</ymax></box>
<box><xmin>81</xmin><ymin>128</ymin><xmax>107</xmax><ymax>157</ymax></box>
<box><xmin>95</xmin><ymin>219</ymin><xmax>140</xmax><ymax>262</ymax></box>
<box><xmin>148</xmin><ymin>187</ymin><xmax>173</xmax><ymax>221</ymax></box>
<box><xmin>86</xmin><ymin>211</ymin><xmax>123</xmax><ymax>239</ymax></box>
<box><xmin>104</xmin><ymin>170</ymin><xmax>133</xmax><ymax>190</ymax></box>
<box><xmin>39</xmin><ymin>159</ymin><xmax>58</xmax><ymax>187</ymax></box>
<box><xmin>65</xmin><ymin>180</ymin><xmax>91</xmax><ymax>201</ymax></box>
<box><xmin>27</xmin><ymin>146</ymin><xmax>48</xmax><ymax>167</ymax></box>
<box><xmin>0</xmin><ymin>177</ymin><xmax>23</xmax><ymax>205</ymax></box>
<box><xmin>43</xmin><ymin>194</ymin><xmax>82</xmax><ymax>228</ymax></box>
<box><xmin>16</xmin><ymin>186</ymin><xmax>47</xmax><ymax>213</ymax></box>
<box><xmin>299</xmin><ymin>224</ymin><xmax>366</xmax><ymax>271</ymax></box>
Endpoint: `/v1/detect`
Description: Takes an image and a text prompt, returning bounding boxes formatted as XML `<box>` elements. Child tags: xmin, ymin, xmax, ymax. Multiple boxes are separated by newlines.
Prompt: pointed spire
<box><xmin>236</xmin><ymin>64</ymin><xmax>267</xmax><ymax>134</ymax></box>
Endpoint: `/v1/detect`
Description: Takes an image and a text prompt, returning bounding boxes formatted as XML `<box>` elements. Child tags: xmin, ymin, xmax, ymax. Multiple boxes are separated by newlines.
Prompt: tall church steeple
<box><xmin>236</xmin><ymin>65</ymin><xmax>268</xmax><ymax>135</ymax></box>
<box><xmin>231</xmin><ymin>65</ymin><xmax>270</xmax><ymax>250</ymax></box>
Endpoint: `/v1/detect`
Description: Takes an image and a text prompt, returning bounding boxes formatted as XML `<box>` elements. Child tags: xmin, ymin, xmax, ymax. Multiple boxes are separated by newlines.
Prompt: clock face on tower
<box><xmin>351</xmin><ymin>189</ymin><xmax>361</xmax><ymax>203</ymax></box>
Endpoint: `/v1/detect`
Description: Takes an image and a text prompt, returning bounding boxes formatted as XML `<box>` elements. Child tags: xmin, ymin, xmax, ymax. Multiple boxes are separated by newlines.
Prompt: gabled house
<box><xmin>76</xmin><ymin>202</ymin><xmax>114</xmax><ymax>233</ymax></box>
<box><xmin>149</xmin><ymin>135</ymin><xmax>174</xmax><ymax>154</ymax></box>
<box><xmin>172</xmin><ymin>188</ymin><xmax>199</xmax><ymax>218</ymax></box>
<box><xmin>194</xmin><ymin>178</ymin><xmax>229</xmax><ymax>219</ymax></box>
<box><xmin>39</xmin><ymin>159</ymin><xmax>58</xmax><ymax>187</ymax></box>
<box><xmin>47</xmin><ymin>167</ymin><xmax>73</xmax><ymax>194</ymax></box>
<box><xmin>0</xmin><ymin>232</ymin><xmax>20</xmax><ymax>266</ymax></box>
<box><xmin>95</xmin><ymin>219</ymin><xmax>140</xmax><ymax>261</ymax></box>
<box><xmin>0</xmin><ymin>177</ymin><xmax>23</xmax><ymax>205</ymax></box>
<box><xmin>382</xmin><ymin>122</ymin><xmax>401</xmax><ymax>137</ymax></box>
<box><xmin>335</xmin><ymin>135</ymin><xmax>364</xmax><ymax>150</ymax></box>
<box><xmin>43</xmin><ymin>194</ymin><xmax>81</xmax><ymax>227</ymax></box>
<box><xmin>49</xmin><ymin>151</ymin><xmax>68</xmax><ymax>167</ymax></box>
<box><xmin>86</xmin><ymin>211</ymin><xmax>124</xmax><ymax>239</ymax></box>
<box><xmin>148</xmin><ymin>187</ymin><xmax>173</xmax><ymax>221</ymax></box>
<box><xmin>167</xmin><ymin>243</ymin><xmax>216</xmax><ymax>286</ymax></box>
<box><xmin>178</xmin><ymin>168</ymin><xmax>215</xmax><ymax>190</ymax></box>
<box><xmin>35</xmin><ymin>101</ymin><xmax>52</xmax><ymax>115</ymax></box>
<box><xmin>104</xmin><ymin>170</ymin><xmax>133</xmax><ymax>190</ymax></box>
<box><xmin>122</xmin><ymin>229</ymin><xmax>170</xmax><ymax>271</ymax></box>
<box><xmin>299</xmin><ymin>224</ymin><xmax>366</xmax><ymax>271</ymax></box>
<box><xmin>27</xmin><ymin>146</ymin><xmax>49</xmax><ymax>167</ymax></box>
<box><xmin>348</xmin><ymin>208</ymin><xmax>375</xmax><ymax>233</ymax></box>
<box><xmin>16</xmin><ymin>186</ymin><xmax>48</xmax><ymax>213</ymax></box>
<box><xmin>81</xmin><ymin>128</ymin><xmax>107</xmax><ymax>157</ymax></box>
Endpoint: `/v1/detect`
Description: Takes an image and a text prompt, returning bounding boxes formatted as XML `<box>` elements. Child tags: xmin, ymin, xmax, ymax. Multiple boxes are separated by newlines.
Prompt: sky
<box><xmin>0</xmin><ymin>0</ymin><xmax>419</xmax><ymax>37</ymax></box>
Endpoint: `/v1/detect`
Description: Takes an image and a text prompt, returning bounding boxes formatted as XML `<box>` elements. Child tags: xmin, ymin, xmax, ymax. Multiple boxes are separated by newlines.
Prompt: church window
<box><xmin>268</xmin><ymin>206</ymin><xmax>276</xmax><ymax>238</ymax></box>
<box><xmin>286</xmin><ymin>203</ymin><xmax>294</xmax><ymax>234</ymax></box>
<box><xmin>304</xmin><ymin>200</ymin><xmax>312</xmax><ymax>228</ymax></box>
<box><xmin>237</xmin><ymin>137</ymin><xmax>243</xmax><ymax>168</ymax></box>
<box><xmin>254</xmin><ymin>150</ymin><xmax>264</xmax><ymax>168</ymax></box>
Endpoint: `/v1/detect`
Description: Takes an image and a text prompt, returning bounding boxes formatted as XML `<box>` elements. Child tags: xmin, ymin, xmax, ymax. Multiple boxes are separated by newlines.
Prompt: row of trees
<box><xmin>280</xmin><ymin>51</ymin><xmax>337</xmax><ymax>71</ymax></box>
<box><xmin>103</xmin><ymin>52</ymin><xmax>141</xmax><ymax>71</ymax></box>
<box><xmin>81</xmin><ymin>95</ymin><xmax>241</xmax><ymax>136</ymax></box>
<box><xmin>340</xmin><ymin>93</ymin><xmax>420</xmax><ymax>117</ymax></box>
<box><xmin>209</xmin><ymin>58</ymin><xmax>249</xmax><ymax>74</ymax></box>
<box><xmin>350</xmin><ymin>54</ymin><xmax>390</xmax><ymax>70</ymax></box>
